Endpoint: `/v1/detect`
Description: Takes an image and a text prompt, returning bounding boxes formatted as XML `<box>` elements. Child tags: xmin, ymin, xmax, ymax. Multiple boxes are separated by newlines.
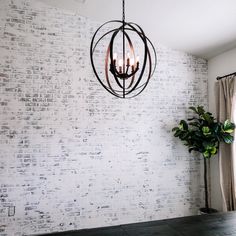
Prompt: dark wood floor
<box><xmin>39</xmin><ymin>211</ymin><xmax>236</xmax><ymax>236</ymax></box>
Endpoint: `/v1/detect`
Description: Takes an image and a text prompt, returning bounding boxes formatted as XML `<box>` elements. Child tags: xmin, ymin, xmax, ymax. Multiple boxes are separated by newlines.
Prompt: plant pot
<box><xmin>199</xmin><ymin>208</ymin><xmax>218</xmax><ymax>215</ymax></box>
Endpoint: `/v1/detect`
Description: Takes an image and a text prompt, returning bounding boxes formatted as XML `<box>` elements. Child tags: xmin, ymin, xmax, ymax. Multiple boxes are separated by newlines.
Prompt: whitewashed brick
<box><xmin>0</xmin><ymin>0</ymin><xmax>208</xmax><ymax>235</ymax></box>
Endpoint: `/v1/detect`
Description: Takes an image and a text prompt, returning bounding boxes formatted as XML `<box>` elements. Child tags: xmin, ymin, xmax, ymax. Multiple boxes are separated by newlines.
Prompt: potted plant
<box><xmin>172</xmin><ymin>106</ymin><xmax>235</xmax><ymax>214</ymax></box>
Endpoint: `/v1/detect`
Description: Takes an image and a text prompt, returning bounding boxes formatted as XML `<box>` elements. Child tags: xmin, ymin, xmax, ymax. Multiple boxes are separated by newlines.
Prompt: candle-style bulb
<box><xmin>112</xmin><ymin>53</ymin><xmax>117</xmax><ymax>67</ymax></box>
<box><xmin>136</xmin><ymin>56</ymin><xmax>140</xmax><ymax>69</ymax></box>
<box><xmin>118</xmin><ymin>59</ymin><xmax>123</xmax><ymax>73</ymax></box>
<box><xmin>127</xmin><ymin>53</ymin><xmax>130</xmax><ymax>66</ymax></box>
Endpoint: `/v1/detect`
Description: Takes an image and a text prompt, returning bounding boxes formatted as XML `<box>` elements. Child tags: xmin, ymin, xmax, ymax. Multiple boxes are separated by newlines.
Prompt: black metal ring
<box><xmin>90</xmin><ymin>20</ymin><xmax>157</xmax><ymax>98</ymax></box>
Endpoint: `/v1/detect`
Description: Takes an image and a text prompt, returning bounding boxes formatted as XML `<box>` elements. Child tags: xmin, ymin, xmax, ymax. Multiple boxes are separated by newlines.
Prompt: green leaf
<box><xmin>202</xmin><ymin>113</ymin><xmax>213</xmax><ymax>123</ymax></box>
<box><xmin>203</xmin><ymin>150</ymin><xmax>210</xmax><ymax>158</ymax></box>
<box><xmin>203</xmin><ymin>145</ymin><xmax>217</xmax><ymax>157</ymax></box>
<box><xmin>197</xmin><ymin>106</ymin><xmax>205</xmax><ymax>115</ymax></box>
<box><xmin>202</xmin><ymin>126</ymin><xmax>211</xmax><ymax>136</ymax></box>
<box><xmin>172</xmin><ymin>127</ymin><xmax>179</xmax><ymax>132</ymax></box>
<box><xmin>189</xmin><ymin>106</ymin><xmax>197</xmax><ymax>113</ymax></box>
<box><xmin>189</xmin><ymin>147</ymin><xmax>199</xmax><ymax>153</ymax></box>
<box><xmin>189</xmin><ymin>122</ymin><xmax>200</xmax><ymax>127</ymax></box>
<box><xmin>174</xmin><ymin>130</ymin><xmax>182</xmax><ymax>137</ymax></box>
<box><xmin>223</xmin><ymin>120</ymin><xmax>235</xmax><ymax>133</ymax></box>
<box><xmin>206</xmin><ymin>112</ymin><xmax>214</xmax><ymax>116</ymax></box>
<box><xmin>213</xmin><ymin>124</ymin><xmax>220</xmax><ymax>133</ymax></box>
<box><xmin>195</xmin><ymin>131</ymin><xmax>202</xmax><ymax>137</ymax></box>
<box><xmin>181</xmin><ymin>132</ymin><xmax>189</xmax><ymax>139</ymax></box>
<box><xmin>178</xmin><ymin>123</ymin><xmax>183</xmax><ymax>130</ymax></box>
<box><xmin>180</xmin><ymin>120</ymin><xmax>188</xmax><ymax>130</ymax></box>
<box><xmin>222</xmin><ymin>134</ymin><xmax>234</xmax><ymax>144</ymax></box>
<box><xmin>202</xmin><ymin>141</ymin><xmax>212</xmax><ymax>149</ymax></box>
<box><xmin>210</xmin><ymin>147</ymin><xmax>217</xmax><ymax>155</ymax></box>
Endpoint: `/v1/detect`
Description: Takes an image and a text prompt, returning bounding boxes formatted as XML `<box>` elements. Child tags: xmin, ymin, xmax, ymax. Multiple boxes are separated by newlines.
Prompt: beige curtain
<box><xmin>216</xmin><ymin>75</ymin><xmax>236</xmax><ymax>211</ymax></box>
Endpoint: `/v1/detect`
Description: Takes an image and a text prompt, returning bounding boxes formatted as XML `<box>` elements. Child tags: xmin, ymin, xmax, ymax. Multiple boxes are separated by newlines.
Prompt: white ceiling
<box><xmin>39</xmin><ymin>0</ymin><xmax>236</xmax><ymax>59</ymax></box>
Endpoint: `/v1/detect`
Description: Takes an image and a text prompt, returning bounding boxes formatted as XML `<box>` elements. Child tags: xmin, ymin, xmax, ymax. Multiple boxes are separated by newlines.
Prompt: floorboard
<box><xmin>36</xmin><ymin>211</ymin><xmax>236</xmax><ymax>236</ymax></box>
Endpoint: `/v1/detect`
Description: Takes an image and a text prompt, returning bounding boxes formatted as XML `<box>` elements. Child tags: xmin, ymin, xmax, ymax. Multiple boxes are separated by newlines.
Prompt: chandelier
<box><xmin>90</xmin><ymin>0</ymin><xmax>157</xmax><ymax>98</ymax></box>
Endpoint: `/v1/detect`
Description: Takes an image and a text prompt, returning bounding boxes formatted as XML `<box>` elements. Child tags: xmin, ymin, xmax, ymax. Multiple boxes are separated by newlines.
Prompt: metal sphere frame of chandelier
<box><xmin>90</xmin><ymin>0</ymin><xmax>157</xmax><ymax>99</ymax></box>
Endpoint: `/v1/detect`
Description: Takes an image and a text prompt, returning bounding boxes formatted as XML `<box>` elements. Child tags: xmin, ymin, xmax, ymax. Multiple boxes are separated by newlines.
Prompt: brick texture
<box><xmin>0</xmin><ymin>0</ymin><xmax>208</xmax><ymax>235</ymax></box>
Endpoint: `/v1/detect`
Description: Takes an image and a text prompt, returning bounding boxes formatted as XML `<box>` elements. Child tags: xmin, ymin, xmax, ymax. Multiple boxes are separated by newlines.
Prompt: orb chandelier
<box><xmin>90</xmin><ymin>0</ymin><xmax>157</xmax><ymax>98</ymax></box>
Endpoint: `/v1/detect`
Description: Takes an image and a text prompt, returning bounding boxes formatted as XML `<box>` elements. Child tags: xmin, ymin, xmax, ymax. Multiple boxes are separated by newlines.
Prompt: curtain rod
<box><xmin>216</xmin><ymin>72</ymin><xmax>236</xmax><ymax>80</ymax></box>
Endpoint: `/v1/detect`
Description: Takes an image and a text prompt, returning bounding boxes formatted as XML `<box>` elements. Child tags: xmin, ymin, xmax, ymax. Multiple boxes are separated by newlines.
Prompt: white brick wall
<box><xmin>0</xmin><ymin>0</ymin><xmax>208</xmax><ymax>235</ymax></box>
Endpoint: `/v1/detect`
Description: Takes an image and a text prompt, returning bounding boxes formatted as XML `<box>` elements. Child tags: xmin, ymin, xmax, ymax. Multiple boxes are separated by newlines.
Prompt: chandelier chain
<box><xmin>122</xmin><ymin>0</ymin><xmax>125</xmax><ymax>22</ymax></box>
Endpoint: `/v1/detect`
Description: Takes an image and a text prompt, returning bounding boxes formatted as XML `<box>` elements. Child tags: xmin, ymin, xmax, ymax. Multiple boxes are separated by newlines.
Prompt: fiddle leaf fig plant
<box><xmin>173</xmin><ymin>106</ymin><xmax>235</xmax><ymax>158</ymax></box>
<box><xmin>172</xmin><ymin>106</ymin><xmax>235</xmax><ymax>213</ymax></box>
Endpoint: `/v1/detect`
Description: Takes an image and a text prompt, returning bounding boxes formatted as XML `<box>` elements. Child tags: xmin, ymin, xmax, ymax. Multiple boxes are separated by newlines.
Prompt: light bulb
<box><xmin>127</xmin><ymin>53</ymin><xmax>130</xmax><ymax>66</ymax></box>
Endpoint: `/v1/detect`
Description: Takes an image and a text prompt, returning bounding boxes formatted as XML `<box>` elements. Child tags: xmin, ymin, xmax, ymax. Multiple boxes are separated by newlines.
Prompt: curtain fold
<box><xmin>216</xmin><ymin>75</ymin><xmax>236</xmax><ymax>211</ymax></box>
